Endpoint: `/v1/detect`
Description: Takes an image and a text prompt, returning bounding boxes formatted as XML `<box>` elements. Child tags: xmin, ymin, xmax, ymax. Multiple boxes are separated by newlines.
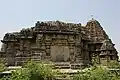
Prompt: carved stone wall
<box><xmin>0</xmin><ymin>20</ymin><xmax>118</xmax><ymax>66</ymax></box>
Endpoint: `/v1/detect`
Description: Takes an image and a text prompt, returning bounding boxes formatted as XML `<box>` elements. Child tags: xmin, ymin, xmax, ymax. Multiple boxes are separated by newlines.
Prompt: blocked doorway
<box><xmin>51</xmin><ymin>46</ymin><xmax>70</xmax><ymax>62</ymax></box>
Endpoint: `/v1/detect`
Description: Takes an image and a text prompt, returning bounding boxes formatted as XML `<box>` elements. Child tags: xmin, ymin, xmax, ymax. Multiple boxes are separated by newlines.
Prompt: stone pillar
<box><xmin>75</xmin><ymin>34</ymin><xmax>83</xmax><ymax>63</ymax></box>
<box><xmin>69</xmin><ymin>45</ymin><xmax>75</xmax><ymax>62</ymax></box>
<box><xmin>6</xmin><ymin>43</ymin><xmax>16</xmax><ymax>66</ymax></box>
<box><xmin>83</xmin><ymin>41</ymin><xmax>90</xmax><ymax>64</ymax></box>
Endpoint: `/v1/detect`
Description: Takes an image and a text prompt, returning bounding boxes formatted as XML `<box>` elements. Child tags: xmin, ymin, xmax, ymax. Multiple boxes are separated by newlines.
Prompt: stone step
<box><xmin>52</xmin><ymin>62</ymin><xmax>85</xmax><ymax>69</ymax></box>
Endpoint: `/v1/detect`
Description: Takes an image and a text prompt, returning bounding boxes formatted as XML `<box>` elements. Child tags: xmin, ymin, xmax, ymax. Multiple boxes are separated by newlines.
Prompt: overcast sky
<box><xmin>0</xmin><ymin>0</ymin><xmax>120</xmax><ymax>55</ymax></box>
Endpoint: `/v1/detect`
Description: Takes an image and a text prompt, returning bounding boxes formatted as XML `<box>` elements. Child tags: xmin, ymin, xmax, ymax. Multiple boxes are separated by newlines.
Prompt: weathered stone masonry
<box><xmin>0</xmin><ymin>19</ymin><xmax>118</xmax><ymax>67</ymax></box>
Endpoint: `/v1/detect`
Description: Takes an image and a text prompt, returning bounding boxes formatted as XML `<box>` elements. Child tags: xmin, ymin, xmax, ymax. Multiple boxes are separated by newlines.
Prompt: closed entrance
<box><xmin>51</xmin><ymin>46</ymin><xmax>69</xmax><ymax>62</ymax></box>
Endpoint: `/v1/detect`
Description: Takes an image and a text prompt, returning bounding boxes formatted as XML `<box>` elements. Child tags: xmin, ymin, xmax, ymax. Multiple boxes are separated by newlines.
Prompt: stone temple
<box><xmin>0</xmin><ymin>19</ymin><xmax>118</xmax><ymax>68</ymax></box>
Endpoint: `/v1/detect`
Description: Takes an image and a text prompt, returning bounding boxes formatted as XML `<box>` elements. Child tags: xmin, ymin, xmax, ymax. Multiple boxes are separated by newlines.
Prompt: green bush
<box><xmin>0</xmin><ymin>60</ymin><xmax>56</xmax><ymax>80</ymax></box>
<box><xmin>12</xmin><ymin>61</ymin><xmax>56</xmax><ymax>80</ymax></box>
<box><xmin>1</xmin><ymin>61</ymin><xmax>120</xmax><ymax>80</ymax></box>
<box><xmin>73</xmin><ymin>66</ymin><xmax>120</xmax><ymax>80</ymax></box>
<box><xmin>107</xmin><ymin>61</ymin><xmax>120</xmax><ymax>69</ymax></box>
<box><xmin>0</xmin><ymin>63</ymin><xmax>5</xmax><ymax>72</ymax></box>
<box><xmin>0</xmin><ymin>59</ymin><xmax>6</xmax><ymax>72</ymax></box>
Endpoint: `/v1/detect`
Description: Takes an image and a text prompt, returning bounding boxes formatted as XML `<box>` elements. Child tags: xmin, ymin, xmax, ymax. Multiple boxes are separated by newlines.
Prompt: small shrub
<box><xmin>0</xmin><ymin>59</ymin><xmax>6</xmax><ymax>72</ymax></box>
<box><xmin>73</xmin><ymin>66</ymin><xmax>120</xmax><ymax>80</ymax></box>
<box><xmin>10</xmin><ymin>60</ymin><xmax>56</xmax><ymax>80</ymax></box>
